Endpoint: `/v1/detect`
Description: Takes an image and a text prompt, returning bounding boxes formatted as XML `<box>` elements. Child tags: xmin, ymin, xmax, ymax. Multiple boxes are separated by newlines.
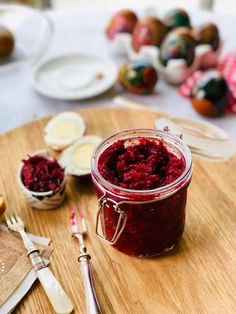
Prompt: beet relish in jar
<box><xmin>91</xmin><ymin>129</ymin><xmax>192</xmax><ymax>257</ymax></box>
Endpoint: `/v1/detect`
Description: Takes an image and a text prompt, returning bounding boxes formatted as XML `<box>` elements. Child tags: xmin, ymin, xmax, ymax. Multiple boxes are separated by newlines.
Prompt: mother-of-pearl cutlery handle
<box><xmin>37</xmin><ymin>266</ymin><xmax>74</xmax><ymax>314</ymax></box>
<box><xmin>19</xmin><ymin>229</ymin><xmax>73</xmax><ymax>314</ymax></box>
<box><xmin>80</xmin><ymin>258</ymin><xmax>101</xmax><ymax>314</ymax></box>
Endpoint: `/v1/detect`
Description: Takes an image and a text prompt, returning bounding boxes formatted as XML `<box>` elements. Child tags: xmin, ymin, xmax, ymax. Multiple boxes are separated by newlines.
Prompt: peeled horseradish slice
<box><xmin>44</xmin><ymin>111</ymin><xmax>86</xmax><ymax>151</ymax></box>
<box><xmin>59</xmin><ymin>135</ymin><xmax>102</xmax><ymax>176</ymax></box>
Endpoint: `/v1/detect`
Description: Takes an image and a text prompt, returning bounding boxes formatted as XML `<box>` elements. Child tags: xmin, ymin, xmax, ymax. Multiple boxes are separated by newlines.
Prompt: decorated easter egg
<box><xmin>195</xmin><ymin>23</ymin><xmax>220</xmax><ymax>51</ymax></box>
<box><xmin>118</xmin><ymin>61</ymin><xmax>158</xmax><ymax>94</ymax></box>
<box><xmin>0</xmin><ymin>194</ymin><xmax>5</xmax><ymax>216</ymax></box>
<box><xmin>132</xmin><ymin>16</ymin><xmax>168</xmax><ymax>52</ymax></box>
<box><xmin>191</xmin><ymin>70</ymin><xmax>228</xmax><ymax>117</ymax></box>
<box><xmin>159</xmin><ymin>28</ymin><xmax>195</xmax><ymax>67</ymax></box>
<box><xmin>163</xmin><ymin>8</ymin><xmax>191</xmax><ymax>30</ymax></box>
<box><xmin>106</xmin><ymin>9</ymin><xmax>138</xmax><ymax>40</ymax></box>
<box><xmin>0</xmin><ymin>26</ymin><xmax>15</xmax><ymax>57</ymax></box>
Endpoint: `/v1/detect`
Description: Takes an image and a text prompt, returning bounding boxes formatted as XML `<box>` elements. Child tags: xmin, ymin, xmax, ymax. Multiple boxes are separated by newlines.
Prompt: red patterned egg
<box><xmin>132</xmin><ymin>16</ymin><xmax>168</xmax><ymax>52</ymax></box>
<box><xmin>118</xmin><ymin>61</ymin><xmax>158</xmax><ymax>94</ymax></box>
<box><xmin>106</xmin><ymin>9</ymin><xmax>138</xmax><ymax>40</ymax></box>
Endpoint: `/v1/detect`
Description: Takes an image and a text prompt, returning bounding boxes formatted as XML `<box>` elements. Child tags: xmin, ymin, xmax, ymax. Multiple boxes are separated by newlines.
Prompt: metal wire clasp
<box><xmin>163</xmin><ymin>125</ymin><xmax>183</xmax><ymax>140</ymax></box>
<box><xmin>155</xmin><ymin>118</ymin><xmax>183</xmax><ymax>140</ymax></box>
<box><xmin>95</xmin><ymin>195</ymin><xmax>127</xmax><ymax>245</ymax></box>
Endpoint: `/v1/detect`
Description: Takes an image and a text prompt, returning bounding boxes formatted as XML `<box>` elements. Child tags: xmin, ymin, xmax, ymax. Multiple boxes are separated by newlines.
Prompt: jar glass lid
<box><xmin>155</xmin><ymin>117</ymin><xmax>236</xmax><ymax>162</ymax></box>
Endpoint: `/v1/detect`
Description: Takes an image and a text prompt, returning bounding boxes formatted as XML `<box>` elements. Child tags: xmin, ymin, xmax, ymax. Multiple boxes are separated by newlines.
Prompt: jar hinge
<box><xmin>95</xmin><ymin>195</ymin><xmax>127</xmax><ymax>245</ymax></box>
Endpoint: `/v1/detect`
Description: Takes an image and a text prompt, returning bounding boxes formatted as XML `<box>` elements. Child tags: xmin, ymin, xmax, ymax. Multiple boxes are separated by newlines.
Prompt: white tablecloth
<box><xmin>0</xmin><ymin>9</ymin><xmax>236</xmax><ymax>138</ymax></box>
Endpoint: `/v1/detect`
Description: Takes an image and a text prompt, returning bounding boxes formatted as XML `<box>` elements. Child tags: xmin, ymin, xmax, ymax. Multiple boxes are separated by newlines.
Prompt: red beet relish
<box><xmin>98</xmin><ymin>137</ymin><xmax>185</xmax><ymax>190</ymax></box>
<box><xmin>99</xmin><ymin>187</ymin><xmax>188</xmax><ymax>256</ymax></box>
<box><xmin>21</xmin><ymin>155</ymin><xmax>65</xmax><ymax>193</ymax></box>
<box><xmin>93</xmin><ymin>133</ymin><xmax>192</xmax><ymax>257</ymax></box>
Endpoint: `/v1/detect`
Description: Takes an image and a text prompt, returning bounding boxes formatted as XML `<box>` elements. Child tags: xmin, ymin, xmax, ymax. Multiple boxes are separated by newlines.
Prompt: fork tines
<box><xmin>4</xmin><ymin>201</ymin><xmax>24</xmax><ymax>231</ymax></box>
<box><xmin>69</xmin><ymin>203</ymin><xmax>87</xmax><ymax>234</ymax></box>
<box><xmin>78</xmin><ymin>207</ymin><xmax>87</xmax><ymax>234</ymax></box>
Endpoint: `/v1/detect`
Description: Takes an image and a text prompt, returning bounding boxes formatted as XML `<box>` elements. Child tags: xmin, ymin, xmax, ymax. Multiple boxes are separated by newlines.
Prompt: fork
<box><xmin>69</xmin><ymin>204</ymin><xmax>101</xmax><ymax>314</ymax></box>
<box><xmin>4</xmin><ymin>210</ymin><xmax>74</xmax><ymax>314</ymax></box>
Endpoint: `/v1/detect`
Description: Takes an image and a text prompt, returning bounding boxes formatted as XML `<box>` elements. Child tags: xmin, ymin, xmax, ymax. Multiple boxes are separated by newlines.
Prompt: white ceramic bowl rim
<box><xmin>0</xmin><ymin>4</ymin><xmax>54</xmax><ymax>72</ymax></box>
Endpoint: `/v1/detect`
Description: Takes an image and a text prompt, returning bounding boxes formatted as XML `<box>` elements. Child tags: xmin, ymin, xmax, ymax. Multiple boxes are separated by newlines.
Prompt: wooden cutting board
<box><xmin>0</xmin><ymin>108</ymin><xmax>235</xmax><ymax>314</ymax></box>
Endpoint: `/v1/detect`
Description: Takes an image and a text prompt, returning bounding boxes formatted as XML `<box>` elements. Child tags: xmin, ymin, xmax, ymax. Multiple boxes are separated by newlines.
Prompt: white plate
<box><xmin>32</xmin><ymin>53</ymin><xmax>117</xmax><ymax>100</ymax></box>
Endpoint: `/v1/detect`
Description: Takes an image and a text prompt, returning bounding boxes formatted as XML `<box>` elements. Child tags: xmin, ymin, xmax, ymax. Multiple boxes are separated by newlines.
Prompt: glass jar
<box><xmin>91</xmin><ymin>129</ymin><xmax>192</xmax><ymax>257</ymax></box>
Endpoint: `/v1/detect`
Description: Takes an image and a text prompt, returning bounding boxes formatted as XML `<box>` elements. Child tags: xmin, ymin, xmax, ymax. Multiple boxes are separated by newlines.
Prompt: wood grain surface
<box><xmin>0</xmin><ymin>108</ymin><xmax>235</xmax><ymax>314</ymax></box>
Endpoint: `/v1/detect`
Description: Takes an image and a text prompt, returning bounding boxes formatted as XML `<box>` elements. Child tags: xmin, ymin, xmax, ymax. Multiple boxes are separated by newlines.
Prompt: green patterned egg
<box><xmin>163</xmin><ymin>8</ymin><xmax>191</xmax><ymax>30</ymax></box>
<box><xmin>159</xmin><ymin>28</ymin><xmax>195</xmax><ymax>67</ymax></box>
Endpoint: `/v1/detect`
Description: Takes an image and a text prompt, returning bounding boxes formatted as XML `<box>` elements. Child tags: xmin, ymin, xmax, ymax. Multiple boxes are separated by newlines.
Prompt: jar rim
<box><xmin>91</xmin><ymin>128</ymin><xmax>192</xmax><ymax>197</ymax></box>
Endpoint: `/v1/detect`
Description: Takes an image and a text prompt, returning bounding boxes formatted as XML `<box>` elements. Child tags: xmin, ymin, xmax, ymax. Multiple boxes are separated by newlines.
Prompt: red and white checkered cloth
<box><xmin>179</xmin><ymin>51</ymin><xmax>236</xmax><ymax>113</ymax></box>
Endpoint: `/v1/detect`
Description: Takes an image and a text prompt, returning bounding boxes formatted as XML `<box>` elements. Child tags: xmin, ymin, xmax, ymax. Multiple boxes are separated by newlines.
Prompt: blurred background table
<box><xmin>0</xmin><ymin>8</ymin><xmax>236</xmax><ymax>138</ymax></box>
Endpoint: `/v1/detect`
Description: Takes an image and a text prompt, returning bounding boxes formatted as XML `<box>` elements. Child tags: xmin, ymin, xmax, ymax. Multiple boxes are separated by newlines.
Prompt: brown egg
<box><xmin>0</xmin><ymin>26</ymin><xmax>15</xmax><ymax>57</ymax></box>
<box><xmin>132</xmin><ymin>16</ymin><xmax>168</xmax><ymax>52</ymax></box>
<box><xmin>194</xmin><ymin>22</ymin><xmax>220</xmax><ymax>51</ymax></box>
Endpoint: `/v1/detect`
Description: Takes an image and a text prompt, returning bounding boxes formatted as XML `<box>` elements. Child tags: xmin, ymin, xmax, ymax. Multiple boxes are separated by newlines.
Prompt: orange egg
<box><xmin>191</xmin><ymin>98</ymin><xmax>217</xmax><ymax>117</ymax></box>
<box><xmin>106</xmin><ymin>9</ymin><xmax>138</xmax><ymax>40</ymax></box>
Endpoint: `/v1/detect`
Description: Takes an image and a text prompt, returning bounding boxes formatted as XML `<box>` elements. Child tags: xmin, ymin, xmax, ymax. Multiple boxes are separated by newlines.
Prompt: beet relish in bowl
<box><xmin>91</xmin><ymin>129</ymin><xmax>192</xmax><ymax>257</ymax></box>
<box><xmin>21</xmin><ymin>155</ymin><xmax>64</xmax><ymax>193</ymax></box>
<box><xmin>18</xmin><ymin>150</ymin><xmax>66</xmax><ymax>210</ymax></box>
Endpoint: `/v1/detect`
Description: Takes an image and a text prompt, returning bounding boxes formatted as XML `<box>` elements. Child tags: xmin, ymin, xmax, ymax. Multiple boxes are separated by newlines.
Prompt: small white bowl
<box><xmin>17</xmin><ymin>150</ymin><xmax>66</xmax><ymax>210</ymax></box>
